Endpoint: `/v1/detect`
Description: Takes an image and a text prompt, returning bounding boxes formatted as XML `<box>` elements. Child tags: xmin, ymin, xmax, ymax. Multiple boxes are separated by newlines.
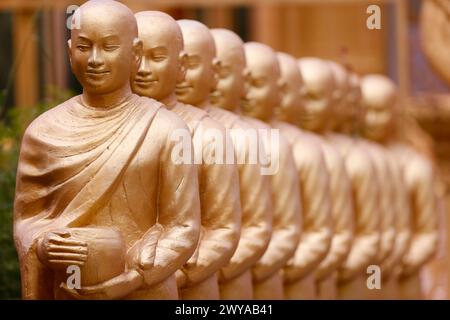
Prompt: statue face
<box><xmin>210</xmin><ymin>30</ymin><xmax>246</xmax><ymax>111</ymax></box>
<box><xmin>69</xmin><ymin>5</ymin><xmax>138</xmax><ymax>96</ymax></box>
<box><xmin>176</xmin><ymin>20</ymin><xmax>216</xmax><ymax>106</ymax></box>
<box><xmin>131</xmin><ymin>13</ymin><xmax>183</xmax><ymax>101</ymax></box>
<box><xmin>361</xmin><ymin>75</ymin><xmax>397</xmax><ymax>141</ymax></box>
<box><xmin>298</xmin><ymin>59</ymin><xmax>334</xmax><ymax>132</ymax></box>
<box><xmin>276</xmin><ymin>53</ymin><xmax>303</xmax><ymax>125</ymax></box>
<box><xmin>242</xmin><ymin>43</ymin><xmax>280</xmax><ymax>121</ymax></box>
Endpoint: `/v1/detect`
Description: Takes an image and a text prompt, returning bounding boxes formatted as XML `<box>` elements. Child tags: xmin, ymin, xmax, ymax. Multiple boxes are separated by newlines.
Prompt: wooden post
<box><xmin>250</xmin><ymin>3</ymin><xmax>283</xmax><ymax>51</ymax></box>
<box><xmin>204</xmin><ymin>6</ymin><xmax>234</xmax><ymax>29</ymax></box>
<box><xmin>395</xmin><ymin>0</ymin><xmax>410</xmax><ymax>99</ymax></box>
<box><xmin>12</xmin><ymin>9</ymin><xmax>39</xmax><ymax>108</ymax></box>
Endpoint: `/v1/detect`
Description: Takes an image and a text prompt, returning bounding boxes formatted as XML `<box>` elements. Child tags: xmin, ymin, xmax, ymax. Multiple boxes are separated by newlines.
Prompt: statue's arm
<box><xmin>252</xmin><ymin>137</ymin><xmax>301</xmax><ymax>282</ymax></box>
<box><xmin>380</xmin><ymin>159</ymin><xmax>412</xmax><ymax>276</ymax></box>
<box><xmin>315</xmin><ymin>155</ymin><xmax>354</xmax><ymax>281</ymax></box>
<box><xmin>338</xmin><ymin>150</ymin><xmax>380</xmax><ymax>283</ymax></box>
<box><xmin>136</xmin><ymin>116</ymin><xmax>201</xmax><ymax>287</ymax></box>
<box><xmin>219</xmin><ymin>131</ymin><xmax>272</xmax><ymax>282</ymax></box>
<box><xmin>178</xmin><ymin>121</ymin><xmax>241</xmax><ymax>286</ymax></box>
<box><xmin>284</xmin><ymin>143</ymin><xmax>332</xmax><ymax>283</ymax></box>
<box><xmin>400</xmin><ymin>156</ymin><xmax>439</xmax><ymax>277</ymax></box>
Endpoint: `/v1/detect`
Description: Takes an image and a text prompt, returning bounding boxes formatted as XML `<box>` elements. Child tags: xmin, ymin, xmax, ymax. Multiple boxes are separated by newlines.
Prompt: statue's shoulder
<box><xmin>22</xmin><ymin>96</ymin><xmax>78</xmax><ymax>138</ymax></box>
<box><xmin>207</xmin><ymin>106</ymin><xmax>239</xmax><ymax>129</ymax></box>
<box><xmin>145</xmin><ymin>100</ymin><xmax>190</xmax><ymax>133</ymax></box>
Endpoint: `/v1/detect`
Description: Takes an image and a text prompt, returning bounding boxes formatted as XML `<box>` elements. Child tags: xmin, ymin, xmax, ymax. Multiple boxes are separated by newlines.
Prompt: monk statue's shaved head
<box><xmin>210</xmin><ymin>28</ymin><xmax>246</xmax><ymax>111</ymax></box>
<box><xmin>297</xmin><ymin>57</ymin><xmax>335</xmax><ymax>133</ymax></box>
<box><xmin>68</xmin><ymin>0</ymin><xmax>142</xmax><ymax>105</ymax></box>
<box><xmin>176</xmin><ymin>20</ymin><xmax>217</xmax><ymax>106</ymax></box>
<box><xmin>131</xmin><ymin>11</ymin><xmax>185</xmax><ymax>101</ymax></box>
<box><xmin>275</xmin><ymin>52</ymin><xmax>303</xmax><ymax>125</ymax></box>
<box><xmin>242</xmin><ymin>42</ymin><xmax>280</xmax><ymax>121</ymax></box>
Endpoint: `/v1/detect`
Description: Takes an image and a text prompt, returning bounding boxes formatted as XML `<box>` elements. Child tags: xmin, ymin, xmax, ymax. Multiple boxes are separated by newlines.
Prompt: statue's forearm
<box><xmin>220</xmin><ymin>223</ymin><xmax>271</xmax><ymax>282</ymax></box>
<box><xmin>315</xmin><ymin>231</ymin><xmax>353</xmax><ymax>281</ymax></box>
<box><xmin>401</xmin><ymin>232</ymin><xmax>438</xmax><ymax>276</ymax></box>
<box><xmin>338</xmin><ymin>232</ymin><xmax>380</xmax><ymax>283</ymax></box>
<box><xmin>252</xmin><ymin>225</ymin><xmax>299</xmax><ymax>282</ymax></box>
<box><xmin>283</xmin><ymin>228</ymin><xmax>332</xmax><ymax>283</ymax></box>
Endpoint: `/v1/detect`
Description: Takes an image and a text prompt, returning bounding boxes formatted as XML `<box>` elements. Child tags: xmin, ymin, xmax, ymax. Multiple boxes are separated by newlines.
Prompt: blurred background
<box><xmin>0</xmin><ymin>0</ymin><xmax>449</xmax><ymax>299</ymax></box>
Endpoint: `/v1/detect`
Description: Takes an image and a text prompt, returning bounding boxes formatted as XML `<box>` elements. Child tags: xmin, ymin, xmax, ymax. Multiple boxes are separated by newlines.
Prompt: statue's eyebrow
<box><xmin>149</xmin><ymin>46</ymin><xmax>169</xmax><ymax>54</ymax></box>
<box><xmin>75</xmin><ymin>35</ymin><xmax>91</xmax><ymax>43</ymax></box>
<box><xmin>102</xmin><ymin>35</ymin><xmax>121</xmax><ymax>42</ymax></box>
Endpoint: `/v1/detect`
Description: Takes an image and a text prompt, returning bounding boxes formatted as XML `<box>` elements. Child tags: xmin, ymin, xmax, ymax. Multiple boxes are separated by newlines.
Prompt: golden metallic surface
<box><xmin>294</xmin><ymin>57</ymin><xmax>354</xmax><ymax>300</ymax></box>
<box><xmin>242</xmin><ymin>42</ymin><xmax>332</xmax><ymax>300</ymax></box>
<box><xmin>177</xmin><ymin>21</ymin><xmax>272</xmax><ymax>299</ymax></box>
<box><xmin>211</xmin><ymin>31</ymin><xmax>301</xmax><ymax>300</ymax></box>
<box><xmin>361</xmin><ymin>74</ymin><xmax>439</xmax><ymax>299</ymax></box>
<box><xmin>14</xmin><ymin>0</ymin><xmax>201</xmax><ymax>300</ymax></box>
<box><xmin>326</xmin><ymin>69</ymin><xmax>381</xmax><ymax>299</ymax></box>
<box><xmin>131</xmin><ymin>14</ymin><xmax>241</xmax><ymax>300</ymax></box>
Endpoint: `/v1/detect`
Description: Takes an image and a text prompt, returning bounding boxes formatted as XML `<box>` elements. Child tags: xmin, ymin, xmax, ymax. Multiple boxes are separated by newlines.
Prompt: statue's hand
<box><xmin>37</xmin><ymin>229</ymin><xmax>88</xmax><ymax>270</ymax></box>
<box><xmin>175</xmin><ymin>269</ymin><xmax>187</xmax><ymax>288</ymax></box>
<box><xmin>61</xmin><ymin>269</ymin><xmax>143</xmax><ymax>300</ymax></box>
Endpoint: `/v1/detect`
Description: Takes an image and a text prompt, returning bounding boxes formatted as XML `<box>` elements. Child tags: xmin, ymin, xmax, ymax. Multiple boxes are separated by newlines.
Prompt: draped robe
<box><xmin>14</xmin><ymin>94</ymin><xmax>201</xmax><ymax>299</ymax></box>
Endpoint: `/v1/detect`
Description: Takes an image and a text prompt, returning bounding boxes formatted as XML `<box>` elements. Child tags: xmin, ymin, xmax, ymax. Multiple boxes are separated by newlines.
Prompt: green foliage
<box><xmin>0</xmin><ymin>87</ymin><xmax>73</xmax><ymax>299</ymax></box>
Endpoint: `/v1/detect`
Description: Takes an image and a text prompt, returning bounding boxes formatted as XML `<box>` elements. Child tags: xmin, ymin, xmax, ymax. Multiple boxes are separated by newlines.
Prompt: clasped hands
<box><xmin>36</xmin><ymin>227</ymin><xmax>161</xmax><ymax>299</ymax></box>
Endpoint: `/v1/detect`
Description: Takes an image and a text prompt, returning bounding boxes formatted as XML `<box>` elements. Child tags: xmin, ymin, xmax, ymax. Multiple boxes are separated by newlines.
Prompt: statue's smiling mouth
<box><xmin>134</xmin><ymin>78</ymin><xmax>157</xmax><ymax>86</ymax></box>
<box><xmin>86</xmin><ymin>69</ymin><xmax>110</xmax><ymax>76</ymax></box>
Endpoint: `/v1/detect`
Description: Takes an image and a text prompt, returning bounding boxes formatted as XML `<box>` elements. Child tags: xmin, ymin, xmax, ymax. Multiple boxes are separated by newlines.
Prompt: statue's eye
<box><xmin>77</xmin><ymin>45</ymin><xmax>90</xmax><ymax>52</ymax></box>
<box><xmin>153</xmin><ymin>55</ymin><xmax>166</xmax><ymax>62</ymax></box>
<box><xmin>104</xmin><ymin>45</ymin><xmax>120</xmax><ymax>52</ymax></box>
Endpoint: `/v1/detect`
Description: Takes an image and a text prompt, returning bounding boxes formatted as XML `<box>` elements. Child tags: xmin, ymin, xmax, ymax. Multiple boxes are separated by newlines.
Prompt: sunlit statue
<box><xmin>242</xmin><ymin>42</ymin><xmax>332</xmax><ymax>300</ymax></box>
<box><xmin>325</xmin><ymin>65</ymin><xmax>381</xmax><ymax>300</ymax></box>
<box><xmin>328</xmin><ymin>62</ymin><xmax>397</xmax><ymax>300</ymax></box>
<box><xmin>361</xmin><ymin>74</ymin><xmax>439</xmax><ymax>300</ymax></box>
<box><xmin>285</xmin><ymin>57</ymin><xmax>353</xmax><ymax>300</ymax></box>
<box><xmin>131</xmin><ymin>13</ymin><xmax>241</xmax><ymax>300</ymax></box>
<box><xmin>354</xmin><ymin>71</ymin><xmax>411</xmax><ymax>300</ymax></box>
<box><xmin>209</xmin><ymin>30</ymin><xmax>301</xmax><ymax>300</ymax></box>
<box><xmin>175</xmin><ymin>22</ymin><xmax>273</xmax><ymax>300</ymax></box>
<box><xmin>13</xmin><ymin>0</ymin><xmax>201</xmax><ymax>300</ymax></box>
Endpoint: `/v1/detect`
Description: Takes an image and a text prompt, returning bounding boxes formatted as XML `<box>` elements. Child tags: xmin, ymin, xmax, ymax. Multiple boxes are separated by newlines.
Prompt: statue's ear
<box><xmin>132</xmin><ymin>38</ymin><xmax>143</xmax><ymax>67</ymax></box>
<box><xmin>177</xmin><ymin>51</ymin><xmax>188</xmax><ymax>83</ymax></box>
<box><xmin>67</xmin><ymin>39</ymin><xmax>73</xmax><ymax>67</ymax></box>
<box><xmin>211</xmin><ymin>57</ymin><xmax>221</xmax><ymax>87</ymax></box>
<box><xmin>277</xmin><ymin>78</ymin><xmax>288</xmax><ymax>94</ymax></box>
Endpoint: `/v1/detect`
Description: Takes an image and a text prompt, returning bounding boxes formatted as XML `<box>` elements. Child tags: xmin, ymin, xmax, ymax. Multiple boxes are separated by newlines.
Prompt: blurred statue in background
<box><xmin>361</xmin><ymin>74</ymin><xmax>439</xmax><ymax>300</ymax></box>
<box><xmin>330</xmin><ymin>63</ymin><xmax>397</xmax><ymax>300</ymax></box>
<box><xmin>326</xmin><ymin>67</ymin><xmax>381</xmax><ymax>300</ymax></box>
<box><xmin>14</xmin><ymin>0</ymin><xmax>201</xmax><ymax>300</ymax></box>
<box><xmin>244</xmin><ymin>42</ymin><xmax>333</xmax><ymax>300</ymax></box>
<box><xmin>132</xmin><ymin>13</ymin><xmax>241</xmax><ymax>300</ymax></box>
<box><xmin>210</xmin><ymin>33</ymin><xmax>301</xmax><ymax>299</ymax></box>
<box><xmin>358</xmin><ymin>73</ymin><xmax>412</xmax><ymax>300</ymax></box>
<box><xmin>285</xmin><ymin>57</ymin><xmax>354</xmax><ymax>300</ymax></box>
<box><xmin>209</xmin><ymin>30</ymin><xmax>299</xmax><ymax>300</ymax></box>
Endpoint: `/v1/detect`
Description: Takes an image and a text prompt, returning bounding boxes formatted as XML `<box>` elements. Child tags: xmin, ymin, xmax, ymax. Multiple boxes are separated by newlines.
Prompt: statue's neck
<box><xmin>196</xmin><ymin>99</ymin><xmax>210</xmax><ymax>110</ymax></box>
<box><xmin>160</xmin><ymin>93</ymin><xmax>178</xmax><ymax>110</ymax></box>
<box><xmin>82</xmin><ymin>86</ymin><xmax>132</xmax><ymax>109</ymax></box>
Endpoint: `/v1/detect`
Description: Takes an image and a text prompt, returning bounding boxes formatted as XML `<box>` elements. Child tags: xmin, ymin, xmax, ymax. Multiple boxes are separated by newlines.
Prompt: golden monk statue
<box><xmin>243</xmin><ymin>42</ymin><xmax>332</xmax><ymax>300</ymax></box>
<box><xmin>131</xmin><ymin>13</ymin><xmax>241</xmax><ymax>300</ymax></box>
<box><xmin>360</xmin><ymin>74</ymin><xmax>439</xmax><ymax>299</ymax></box>
<box><xmin>325</xmin><ymin>66</ymin><xmax>381</xmax><ymax>300</ymax></box>
<box><xmin>355</xmin><ymin>71</ymin><xmax>412</xmax><ymax>300</ymax></box>
<box><xmin>327</xmin><ymin>62</ymin><xmax>397</xmax><ymax>300</ymax></box>
<box><xmin>209</xmin><ymin>30</ymin><xmax>301</xmax><ymax>300</ymax></box>
<box><xmin>14</xmin><ymin>0</ymin><xmax>201</xmax><ymax>300</ymax></box>
<box><xmin>174</xmin><ymin>21</ymin><xmax>273</xmax><ymax>300</ymax></box>
<box><xmin>283</xmin><ymin>56</ymin><xmax>354</xmax><ymax>300</ymax></box>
